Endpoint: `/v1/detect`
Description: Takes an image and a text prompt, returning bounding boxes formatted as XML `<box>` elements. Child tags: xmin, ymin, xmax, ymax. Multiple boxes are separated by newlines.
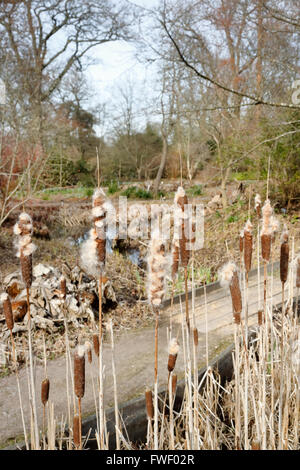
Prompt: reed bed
<box><xmin>0</xmin><ymin>189</ymin><xmax>299</xmax><ymax>451</ymax></box>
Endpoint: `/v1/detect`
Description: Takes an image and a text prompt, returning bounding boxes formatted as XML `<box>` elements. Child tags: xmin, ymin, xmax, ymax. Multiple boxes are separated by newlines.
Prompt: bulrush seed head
<box><xmin>280</xmin><ymin>226</ymin><xmax>289</xmax><ymax>284</ymax></box>
<box><xmin>219</xmin><ymin>262</ymin><xmax>242</xmax><ymax>324</ymax></box>
<box><xmin>1</xmin><ymin>293</ymin><xmax>14</xmax><ymax>331</ymax></box>
<box><xmin>145</xmin><ymin>389</ymin><xmax>154</xmax><ymax>420</ymax></box>
<box><xmin>168</xmin><ymin>338</ymin><xmax>180</xmax><ymax>372</ymax></box>
<box><xmin>243</xmin><ymin>220</ymin><xmax>253</xmax><ymax>273</ymax></box>
<box><xmin>41</xmin><ymin>378</ymin><xmax>50</xmax><ymax>406</ymax></box>
<box><xmin>193</xmin><ymin>328</ymin><xmax>199</xmax><ymax>346</ymax></box>
<box><xmin>93</xmin><ymin>333</ymin><xmax>99</xmax><ymax>357</ymax></box>
<box><xmin>74</xmin><ymin>345</ymin><xmax>85</xmax><ymax>399</ymax></box>
<box><xmin>60</xmin><ymin>276</ymin><xmax>67</xmax><ymax>300</ymax></box>
<box><xmin>174</xmin><ymin>186</ymin><xmax>190</xmax><ymax>268</ymax></box>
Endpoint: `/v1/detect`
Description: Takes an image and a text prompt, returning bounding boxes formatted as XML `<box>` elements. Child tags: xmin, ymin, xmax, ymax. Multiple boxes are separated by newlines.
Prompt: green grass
<box><xmin>186</xmin><ymin>184</ymin><xmax>203</xmax><ymax>196</ymax></box>
<box><xmin>121</xmin><ymin>186</ymin><xmax>153</xmax><ymax>199</ymax></box>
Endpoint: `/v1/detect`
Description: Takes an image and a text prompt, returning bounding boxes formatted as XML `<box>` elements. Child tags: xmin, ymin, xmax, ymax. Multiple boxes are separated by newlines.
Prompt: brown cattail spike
<box><xmin>74</xmin><ymin>346</ymin><xmax>85</xmax><ymax>399</ymax></box>
<box><xmin>193</xmin><ymin>328</ymin><xmax>198</xmax><ymax>347</ymax></box>
<box><xmin>167</xmin><ymin>338</ymin><xmax>179</xmax><ymax>372</ymax></box>
<box><xmin>258</xmin><ymin>310</ymin><xmax>263</xmax><ymax>326</ymax></box>
<box><xmin>219</xmin><ymin>263</ymin><xmax>242</xmax><ymax>324</ymax></box>
<box><xmin>280</xmin><ymin>228</ymin><xmax>289</xmax><ymax>284</ymax></box>
<box><xmin>73</xmin><ymin>414</ymin><xmax>80</xmax><ymax>448</ymax></box>
<box><xmin>60</xmin><ymin>276</ymin><xmax>67</xmax><ymax>300</ymax></box>
<box><xmin>171</xmin><ymin>237</ymin><xmax>180</xmax><ymax>279</ymax></box>
<box><xmin>93</xmin><ymin>333</ymin><xmax>99</xmax><ymax>357</ymax></box>
<box><xmin>261</xmin><ymin>233</ymin><xmax>271</xmax><ymax>262</ymax></box>
<box><xmin>41</xmin><ymin>378</ymin><xmax>50</xmax><ymax>405</ymax></box>
<box><xmin>145</xmin><ymin>389</ymin><xmax>154</xmax><ymax>420</ymax></box>
<box><xmin>1</xmin><ymin>293</ymin><xmax>14</xmax><ymax>331</ymax></box>
<box><xmin>174</xmin><ymin>187</ymin><xmax>190</xmax><ymax>268</ymax></box>
<box><xmin>243</xmin><ymin>220</ymin><xmax>253</xmax><ymax>273</ymax></box>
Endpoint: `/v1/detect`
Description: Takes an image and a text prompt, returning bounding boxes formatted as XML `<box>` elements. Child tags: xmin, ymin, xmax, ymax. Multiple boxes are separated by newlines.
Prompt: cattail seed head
<box><xmin>1</xmin><ymin>293</ymin><xmax>14</xmax><ymax>331</ymax></box>
<box><xmin>219</xmin><ymin>262</ymin><xmax>242</xmax><ymax>323</ymax></box>
<box><xmin>74</xmin><ymin>345</ymin><xmax>85</xmax><ymax>399</ymax></box>
<box><xmin>145</xmin><ymin>389</ymin><xmax>154</xmax><ymax>420</ymax></box>
<box><xmin>41</xmin><ymin>378</ymin><xmax>50</xmax><ymax>405</ymax></box>
<box><xmin>60</xmin><ymin>276</ymin><xmax>67</xmax><ymax>299</ymax></box>
<box><xmin>73</xmin><ymin>414</ymin><xmax>80</xmax><ymax>448</ymax></box>
<box><xmin>93</xmin><ymin>333</ymin><xmax>99</xmax><ymax>357</ymax></box>
<box><xmin>167</xmin><ymin>338</ymin><xmax>179</xmax><ymax>372</ymax></box>
<box><xmin>251</xmin><ymin>440</ymin><xmax>261</xmax><ymax>450</ymax></box>
<box><xmin>193</xmin><ymin>327</ymin><xmax>198</xmax><ymax>346</ymax></box>
<box><xmin>261</xmin><ymin>233</ymin><xmax>271</xmax><ymax>262</ymax></box>
<box><xmin>280</xmin><ymin>226</ymin><xmax>289</xmax><ymax>284</ymax></box>
<box><xmin>243</xmin><ymin>220</ymin><xmax>253</xmax><ymax>273</ymax></box>
<box><xmin>174</xmin><ymin>187</ymin><xmax>190</xmax><ymax>268</ymax></box>
<box><xmin>258</xmin><ymin>310</ymin><xmax>263</xmax><ymax>326</ymax></box>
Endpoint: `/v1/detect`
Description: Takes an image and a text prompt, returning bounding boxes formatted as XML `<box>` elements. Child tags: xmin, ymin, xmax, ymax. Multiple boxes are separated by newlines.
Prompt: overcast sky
<box><xmin>85</xmin><ymin>0</ymin><xmax>160</xmax><ymax>137</ymax></box>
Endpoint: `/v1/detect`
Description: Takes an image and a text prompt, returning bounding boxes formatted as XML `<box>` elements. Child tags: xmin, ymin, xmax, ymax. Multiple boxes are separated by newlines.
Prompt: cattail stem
<box><xmin>26</xmin><ymin>287</ymin><xmax>40</xmax><ymax>449</ymax></box>
<box><xmin>78</xmin><ymin>397</ymin><xmax>82</xmax><ymax>450</ymax></box>
<box><xmin>154</xmin><ymin>308</ymin><xmax>159</xmax><ymax>450</ymax></box>
<box><xmin>184</xmin><ymin>267</ymin><xmax>190</xmax><ymax>330</ymax></box>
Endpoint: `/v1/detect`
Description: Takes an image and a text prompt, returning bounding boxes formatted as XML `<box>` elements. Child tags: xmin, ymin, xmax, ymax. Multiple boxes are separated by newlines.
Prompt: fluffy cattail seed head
<box><xmin>1</xmin><ymin>293</ymin><xmax>14</xmax><ymax>331</ymax></box>
<box><xmin>280</xmin><ymin>226</ymin><xmax>289</xmax><ymax>284</ymax></box>
<box><xmin>74</xmin><ymin>345</ymin><xmax>85</xmax><ymax>399</ymax></box>
<box><xmin>14</xmin><ymin>213</ymin><xmax>36</xmax><ymax>288</ymax></box>
<box><xmin>147</xmin><ymin>230</ymin><xmax>167</xmax><ymax>308</ymax></box>
<box><xmin>145</xmin><ymin>389</ymin><xmax>154</xmax><ymax>420</ymax></box>
<box><xmin>41</xmin><ymin>378</ymin><xmax>50</xmax><ymax>405</ymax></box>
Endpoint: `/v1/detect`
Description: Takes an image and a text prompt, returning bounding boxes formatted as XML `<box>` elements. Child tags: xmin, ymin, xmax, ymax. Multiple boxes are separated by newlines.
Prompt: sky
<box><xmin>84</xmin><ymin>0</ymin><xmax>160</xmax><ymax>137</ymax></box>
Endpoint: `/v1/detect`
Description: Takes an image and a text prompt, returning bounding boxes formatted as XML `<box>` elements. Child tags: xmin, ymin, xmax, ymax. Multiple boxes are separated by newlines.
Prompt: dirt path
<box><xmin>0</xmin><ymin>269</ymin><xmax>283</xmax><ymax>447</ymax></box>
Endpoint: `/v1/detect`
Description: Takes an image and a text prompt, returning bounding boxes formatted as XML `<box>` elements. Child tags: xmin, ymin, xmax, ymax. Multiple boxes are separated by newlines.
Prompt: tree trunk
<box><xmin>153</xmin><ymin>136</ymin><xmax>167</xmax><ymax>195</ymax></box>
